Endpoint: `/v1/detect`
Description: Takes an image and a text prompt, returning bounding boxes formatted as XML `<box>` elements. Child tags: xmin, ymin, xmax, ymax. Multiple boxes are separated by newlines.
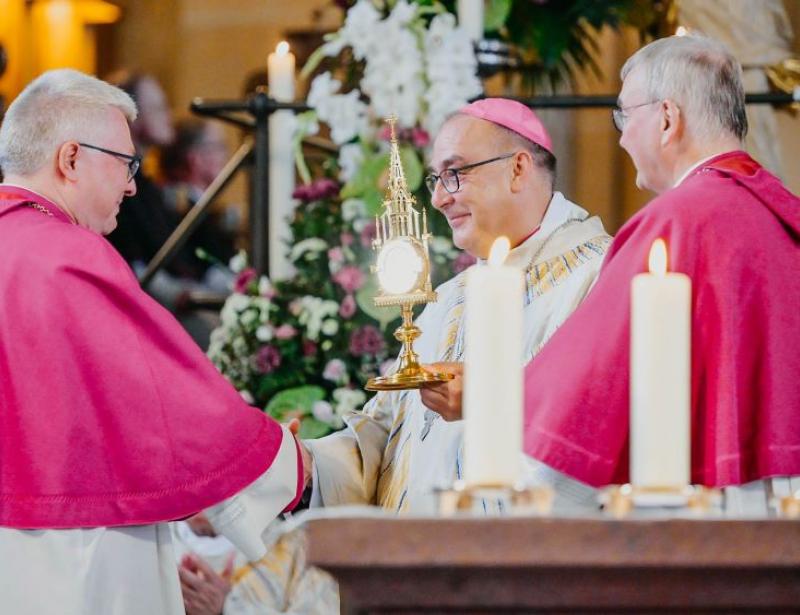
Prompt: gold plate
<box><xmin>365</xmin><ymin>369</ymin><xmax>453</xmax><ymax>391</ymax></box>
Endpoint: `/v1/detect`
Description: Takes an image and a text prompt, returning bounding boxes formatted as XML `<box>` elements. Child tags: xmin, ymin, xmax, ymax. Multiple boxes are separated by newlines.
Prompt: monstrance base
<box><xmin>365</xmin><ymin>368</ymin><xmax>453</xmax><ymax>391</ymax></box>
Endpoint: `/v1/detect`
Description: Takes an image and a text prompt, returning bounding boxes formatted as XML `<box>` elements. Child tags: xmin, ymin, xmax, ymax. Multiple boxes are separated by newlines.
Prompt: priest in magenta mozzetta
<box><xmin>523</xmin><ymin>34</ymin><xmax>800</xmax><ymax>509</ymax></box>
<box><xmin>0</xmin><ymin>69</ymin><xmax>309</xmax><ymax>615</ymax></box>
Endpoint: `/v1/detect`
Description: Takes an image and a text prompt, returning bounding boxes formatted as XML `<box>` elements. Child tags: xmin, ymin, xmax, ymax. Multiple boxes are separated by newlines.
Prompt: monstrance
<box><xmin>365</xmin><ymin>118</ymin><xmax>453</xmax><ymax>391</ymax></box>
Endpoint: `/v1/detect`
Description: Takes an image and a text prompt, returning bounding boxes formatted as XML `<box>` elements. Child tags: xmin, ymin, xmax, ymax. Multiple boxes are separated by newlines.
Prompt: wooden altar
<box><xmin>305</xmin><ymin>516</ymin><xmax>800</xmax><ymax>614</ymax></box>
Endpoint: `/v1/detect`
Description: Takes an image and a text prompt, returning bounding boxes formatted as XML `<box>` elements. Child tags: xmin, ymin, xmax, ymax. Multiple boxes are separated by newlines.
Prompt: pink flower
<box><xmin>292</xmin><ymin>178</ymin><xmax>340</xmax><ymax>203</ymax></box>
<box><xmin>323</xmin><ymin>359</ymin><xmax>347</xmax><ymax>382</ymax></box>
<box><xmin>255</xmin><ymin>345</ymin><xmax>281</xmax><ymax>374</ymax></box>
<box><xmin>349</xmin><ymin>325</ymin><xmax>386</xmax><ymax>357</ymax></box>
<box><xmin>340</xmin><ymin>232</ymin><xmax>354</xmax><ymax>247</ymax></box>
<box><xmin>360</xmin><ymin>223</ymin><xmax>377</xmax><ymax>248</ymax></box>
<box><xmin>453</xmin><ymin>251</ymin><xmax>477</xmax><ymax>274</ymax></box>
<box><xmin>333</xmin><ymin>265</ymin><xmax>365</xmax><ymax>293</ymax></box>
<box><xmin>303</xmin><ymin>339</ymin><xmax>318</xmax><ymax>357</ymax></box>
<box><xmin>275</xmin><ymin>324</ymin><xmax>297</xmax><ymax>339</ymax></box>
<box><xmin>339</xmin><ymin>293</ymin><xmax>357</xmax><ymax>319</ymax></box>
<box><xmin>411</xmin><ymin>127</ymin><xmax>430</xmax><ymax>148</ymax></box>
<box><xmin>328</xmin><ymin>247</ymin><xmax>344</xmax><ymax>265</ymax></box>
<box><xmin>234</xmin><ymin>268</ymin><xmax>257</xmax><ymax>294</ymax></box>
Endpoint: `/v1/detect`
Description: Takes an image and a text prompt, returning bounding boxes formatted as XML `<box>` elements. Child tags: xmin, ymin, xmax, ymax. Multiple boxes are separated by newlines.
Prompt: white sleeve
<box><xmin>305</xmin><ymin>389</ymin><xmax>409</xmax><ymax>507</ymax></box>
<box><xmin>205</xmin><ymin>425</ymin><xmax>299</xmax><ymax>561</ymax></box>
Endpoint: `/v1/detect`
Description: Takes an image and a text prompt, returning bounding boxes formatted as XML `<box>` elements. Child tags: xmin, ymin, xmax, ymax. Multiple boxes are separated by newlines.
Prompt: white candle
<box><xmin>267</xmin><ymin>41</ymin><xmax>296</xmax><ymax>280</ymax></box>
<box><xmin>463</xmin><ymin>237</ymin><xmax>524</xmax><ymax>487</ymax></box>
<box><xmin>267</xmin><ymin>41</ymin><xmax>295</xmax><ymax>102</ymax></box>
<box><xmin>457</xmin><ymin>0</ymin><xmax>483</xmax><ymax>41</ymax></box>
<box><xmin>630</xmin><ymin>239</ymin><xmax>691</xmax><ymax>488</ymax></box>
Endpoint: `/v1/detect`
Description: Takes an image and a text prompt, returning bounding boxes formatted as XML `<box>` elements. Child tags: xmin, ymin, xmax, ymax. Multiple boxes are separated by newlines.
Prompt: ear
<box><xmin>56</xmin><ymin>141</ymin><xmax>81</xmax><ymax>182</ymax></box>
<box><xmin>660</xmin><ymin>99</ymin><xmax>682</xmax><ymax>147</ymax></box>
<box><xmin>509</xmin><ymin>150</ymin><xmax>533</xmax><ymax>194</ymax></box>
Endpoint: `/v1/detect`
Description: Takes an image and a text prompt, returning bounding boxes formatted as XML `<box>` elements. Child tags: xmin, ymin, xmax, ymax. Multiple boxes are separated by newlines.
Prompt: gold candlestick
<box><xmin>365</xmin><ymin>118</ymin><xmax>453</xmax><ymax>391</ymax></box>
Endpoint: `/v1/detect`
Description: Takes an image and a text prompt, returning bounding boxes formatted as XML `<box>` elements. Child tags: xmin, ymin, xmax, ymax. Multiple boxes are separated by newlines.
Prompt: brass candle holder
<box><xmin>365</xmin><ymin>118</ymin><xmax>453</xmax><ymax>392</ymax></box>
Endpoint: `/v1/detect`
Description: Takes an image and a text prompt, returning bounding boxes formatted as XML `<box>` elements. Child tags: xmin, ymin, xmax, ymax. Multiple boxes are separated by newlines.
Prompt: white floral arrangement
<box><xmin>208</xmin><ymin>0</ymin><xmax>480</xmax><ymax>438</ymax></box>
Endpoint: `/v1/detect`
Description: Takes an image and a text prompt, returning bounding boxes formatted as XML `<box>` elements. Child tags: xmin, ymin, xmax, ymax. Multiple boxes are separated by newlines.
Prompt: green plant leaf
<box><xmin>355</xmin><ymin>275</ymin><xmax>401</xmax><ymax>329</ymax></box>
<box><xmin>264</xmin><ymin>385</ymin><xmax>326</xmax><ymax>422</ymax></box>
<box><xmin>341</xmin><ymin>153</ymin><xmax>390</xmax><ymax>200</ymax></box>
<box><xmin>298</xmin><ymin>416</ymin><xmax>332</xmax><ymax>439</ymax></box>
<box><xmin>399</xmin><ymin>145</ymin><xmax>423</xmax><ymax>193</ymax></box>
<box><xmin>484</xmin><ymin>0</ymin><xmax>513</xmax><ymax>32</ymax></box>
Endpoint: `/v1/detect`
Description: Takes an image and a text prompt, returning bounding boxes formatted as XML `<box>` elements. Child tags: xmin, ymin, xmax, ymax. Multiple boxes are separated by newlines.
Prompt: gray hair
<box><xmin>0</xmin><ymin>68</ymin><xmax>138</xmax><ymax>176</ymax></box>
<box><xmin>621</xmin><ymin>34</ymin><xmax>747</xmax><ymax>142</ymax></box>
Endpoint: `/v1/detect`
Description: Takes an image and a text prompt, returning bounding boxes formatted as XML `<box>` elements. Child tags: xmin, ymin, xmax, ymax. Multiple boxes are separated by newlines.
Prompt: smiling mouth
<box><xmin>447</xmin><ymin>213</ymin><xmax>471</xmax><ymax>228</ymax></box>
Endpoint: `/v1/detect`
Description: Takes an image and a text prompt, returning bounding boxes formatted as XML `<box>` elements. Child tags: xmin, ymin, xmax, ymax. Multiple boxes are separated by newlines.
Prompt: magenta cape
<box><xmin>523</xmin><ymin>152</ymin><xmax>800</xmax><ymax>487</ymax></box>
<box><xmin>0</xmin><ymin>187</ymin><xmax>302</xmax><ymax>528</ymax></box>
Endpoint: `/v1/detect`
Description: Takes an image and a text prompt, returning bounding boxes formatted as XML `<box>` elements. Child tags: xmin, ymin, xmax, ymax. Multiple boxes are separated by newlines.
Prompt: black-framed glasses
<box><xmin>425</xmin><ymin>153</ymin><xmax>515</xmax><ymax>195</ymax></box>
<box><xmin>78</xmin><ymin>142</ymin><xmax>141</xmax><ymax>181</ymax></box>
<box><xmin>611</xmin><ymin>100</ymin><xmax>660</xmax><ymax>132</ymax></box>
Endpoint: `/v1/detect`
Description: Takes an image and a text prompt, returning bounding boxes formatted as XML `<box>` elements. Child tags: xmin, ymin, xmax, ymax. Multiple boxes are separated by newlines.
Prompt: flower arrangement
<box><xmin>208</xmin><ymin>0</ymin><xmax>478</xmax><ymax>438</ymax></box>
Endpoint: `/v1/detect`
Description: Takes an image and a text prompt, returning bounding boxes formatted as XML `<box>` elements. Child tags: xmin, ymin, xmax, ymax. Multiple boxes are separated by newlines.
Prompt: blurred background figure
<box><xmin>160</xmin><ymin>117</ymin><xmax>238</xmax><ymax>291</ymax></box>
<box><xmin>105</xmin><ymin>72</ymin><xmax>235</xmax><ymax>348</ymax></box>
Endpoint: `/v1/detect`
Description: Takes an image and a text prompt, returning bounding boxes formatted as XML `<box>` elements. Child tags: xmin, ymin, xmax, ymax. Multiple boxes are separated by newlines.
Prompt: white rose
<box><xmin>255</xmin><ymin>325</ymin><xmax>273</xmax><ymax>342</ymax></box>
<box><xmin>321</xmin><ymin>319</ymin><xmax>339</xmax><ymax>337</ymax></box>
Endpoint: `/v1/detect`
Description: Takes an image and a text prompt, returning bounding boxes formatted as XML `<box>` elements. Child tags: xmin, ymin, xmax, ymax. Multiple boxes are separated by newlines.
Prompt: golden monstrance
<box><xmin>365</xmin><ymin>118</ymin><xmax>454</xmax><ymax>391</ymax></box>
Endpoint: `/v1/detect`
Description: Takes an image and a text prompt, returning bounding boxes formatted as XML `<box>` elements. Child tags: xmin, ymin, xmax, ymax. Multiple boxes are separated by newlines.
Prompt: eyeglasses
<box><xmin>611</xmin><ymin>100</ymin><xmax>660</xmax><ymax>132</ymax></box>
<box><xmin>425</xmin><ymin>153</ymin><xmax>515</xmax><ymax>195</ymax></box>
<box><xmin>78</xmin><ymin>142</ymin><xmax>142</xmax><ymax>181</ymax></box>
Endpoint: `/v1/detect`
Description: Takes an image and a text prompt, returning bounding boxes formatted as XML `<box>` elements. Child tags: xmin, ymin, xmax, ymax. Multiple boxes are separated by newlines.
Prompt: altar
<box><xmin>306</xmin><ymin>515</ymin><xmax>800</xmax><ymax>614</ymax></box>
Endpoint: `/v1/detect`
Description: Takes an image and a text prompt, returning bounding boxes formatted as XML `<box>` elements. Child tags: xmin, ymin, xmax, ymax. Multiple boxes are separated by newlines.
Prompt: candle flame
<box><xmin>648</xmin><ymin>238</ymin><xmax>668</xmax><ymax>275</ymax></box>
<box><xmin>488</xmin><ymin>236</ymin><xmax>511</xmax><ymax>266</ymax></box>
<box><xmin>276</xmin><ymin>41</ymin><xmax>290</xmax><ymax>56</ymax></box>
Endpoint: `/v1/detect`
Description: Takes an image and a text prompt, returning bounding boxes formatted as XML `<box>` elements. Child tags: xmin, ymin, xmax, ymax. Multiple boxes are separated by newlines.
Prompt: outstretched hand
<box><xmin>419</xmin><ymin>362</ymin><xmax>464</xmax><ymax>421</ymax></box>
<box><xmin>179</xmin><ymin>553</ymin><xmax>233</xmax><ymax>615</ymax></box>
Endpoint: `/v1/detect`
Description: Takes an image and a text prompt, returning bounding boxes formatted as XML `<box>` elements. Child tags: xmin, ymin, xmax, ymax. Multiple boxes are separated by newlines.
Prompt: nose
<box><xmin>125</xmin><ymin>177</ymin><xmax>137</xmax><ymax>197</ymax></box>
<box><xmin>430</xmin><ymin>179</ymin><xmax>453</xmax><ymax>211</ymax></box>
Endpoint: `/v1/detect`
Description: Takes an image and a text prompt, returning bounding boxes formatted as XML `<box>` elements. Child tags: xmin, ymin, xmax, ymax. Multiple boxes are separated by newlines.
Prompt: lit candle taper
<box><xmin>463</xmin><ymin>237</ymin><xmax>524</xmax><ymax>487</ymax></box>
<box><xmin>267</xmin><ymin>41</ymin><xmax>296</xmax><ymax>280</ymax></box>
<box><xmin>630</xmin><ymin>239</ymin><xmax>691</xmax><ymax>488</ymax></box>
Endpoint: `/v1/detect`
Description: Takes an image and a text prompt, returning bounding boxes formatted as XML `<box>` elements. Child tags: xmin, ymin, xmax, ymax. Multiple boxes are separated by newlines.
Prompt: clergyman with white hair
<box><xmin>523</xmin><ymin>34</ymin><xmax>800</xmax><ymax>509</ymax></box>
<box><xmin>0</xmin><ymin>68</ymin><xmax>310</xmax><ymax>615</ymax></box>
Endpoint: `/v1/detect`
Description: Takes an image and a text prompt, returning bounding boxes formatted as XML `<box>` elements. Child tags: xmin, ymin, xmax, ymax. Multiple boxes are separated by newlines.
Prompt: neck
<box><xmin>3</xmin><ymin>173</ymin><xmax>78</xmax><ymax>223</ymax></box>
<box><xmin>509</xmin><ymin>188</ymin><xmax>552</xmax><ymax>249</ymax></box>
<box><xmin>667</xmin><ymin>136</ymin><xmax>743</xmax><ymax>190</ymax></box>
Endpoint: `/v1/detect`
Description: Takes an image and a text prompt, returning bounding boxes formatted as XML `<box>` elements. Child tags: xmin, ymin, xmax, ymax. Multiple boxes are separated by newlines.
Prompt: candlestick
<box><xmin>267</xmin><ymin>41</ymin><xmax>296</xmax><ymax>280</ymax></box>
<box><xmin>463</xmin><ymin>237</ymin><xmax>524</xmax><ymax>487</ymax></box>
<box><xmin>630</xmin><ymin>239</ymin><xmax>691</xmax><ymax>488</ymax></box>
<box><xmin>457</xmin><ymin>0</ymin><xmax>484</xmax><ymax>41</ymax></box>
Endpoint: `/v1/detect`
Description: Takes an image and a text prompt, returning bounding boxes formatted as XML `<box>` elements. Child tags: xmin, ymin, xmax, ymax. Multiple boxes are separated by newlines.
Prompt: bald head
<box><xmin>428</xmin><ymin>113</ymin><xmax>555</xmax><ymax>258</ymax></box>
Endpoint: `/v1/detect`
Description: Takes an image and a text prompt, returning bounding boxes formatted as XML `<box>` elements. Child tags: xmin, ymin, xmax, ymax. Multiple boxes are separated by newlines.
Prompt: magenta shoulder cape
<box><xmin>523</xmin><ymin>152</ymin><xmax>800</xmax><ymax>487</ymax></box>
<box><xmin>0</xmin><ymin>186</ymin><xmax>301</xmax><ymax>528</ymax></box>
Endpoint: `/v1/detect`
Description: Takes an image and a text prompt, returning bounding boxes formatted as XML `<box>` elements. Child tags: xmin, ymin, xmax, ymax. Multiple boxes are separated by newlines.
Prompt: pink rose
<box><xmin>333</xmin><ymin>265</ymin><xmax>365</xmax><ymax>293</ymax></box>
<box><xmin>360</xmin><ymin>223</ymin><xmax>377</xmax><ymax>248</ymax></box>
<box><xmin>275</xmin><ymin>324</ymin><xmax>297</xmax><ymax>340</ymax></box>
<box><xmin>234</xmin><ymin>268</ymin><xmax>257</xmax><ymax>294</ymax></box>
<box><xmin>349</xmin><ymin>325</ymin><xmax>386</xmax><ymax>357</ymax></box>
<box><xmin>254</xmin><ymin>345</ymin><xmax>281</xmax><ymax>374</ymax></box>
<box><xmin>412</xmin><ymin>127</ymin><xmax>430</xmax><ymax>148</ymax></box>
<box><xmin>303</xmin><ymin>339</ymin><xmax>318</xmax><ymax>357</ymax></box>
<box><xmin>339</xmin><ymin>294</ymin><xmax>357</xmax><ymax>319</ymax></box>
<box><xmin>340</xmin><ymin>232</ymin><xmax>354</xmax><ymax>247</ymax></box>
<box><xmin>328</xmin><ymin>247</ymin><xmax>344</xmax><ymax>265</ymax></box>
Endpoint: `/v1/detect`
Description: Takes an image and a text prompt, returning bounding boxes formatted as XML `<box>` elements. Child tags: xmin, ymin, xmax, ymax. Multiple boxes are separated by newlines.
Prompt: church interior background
<box><xmin>2</xmin><ymin>0</ymin><xmax>798</xmax><ymax>235</ymax></box>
